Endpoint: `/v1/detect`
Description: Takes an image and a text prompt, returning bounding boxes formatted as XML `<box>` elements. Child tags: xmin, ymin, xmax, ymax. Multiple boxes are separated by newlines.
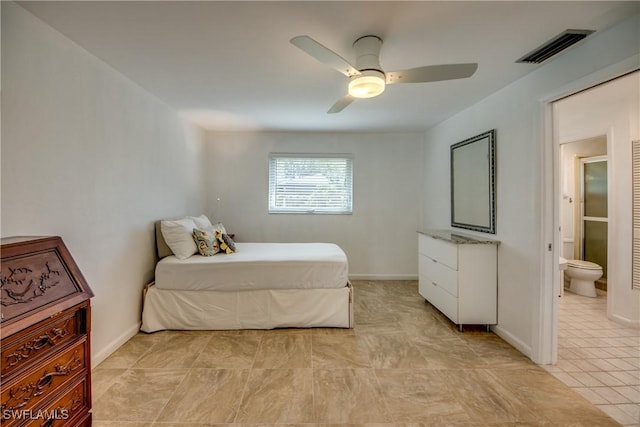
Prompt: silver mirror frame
<box><xmin>450</xmin><ymin>129</ymin><xmax>496</xmax><ymax>234</ymax></box>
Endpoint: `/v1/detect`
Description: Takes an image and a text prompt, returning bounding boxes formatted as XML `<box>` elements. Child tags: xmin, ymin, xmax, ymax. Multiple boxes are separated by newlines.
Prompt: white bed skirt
<box><xmin>140</xmin><ymin>282</ymin><xmax>353</xmax><ymax>332</ymax></box>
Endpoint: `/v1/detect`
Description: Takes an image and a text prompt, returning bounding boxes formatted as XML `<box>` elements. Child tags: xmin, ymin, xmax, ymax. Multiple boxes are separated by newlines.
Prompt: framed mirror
<box><xmin>451</xmin><ymin>129</ymin><xmax>496</xmax><ymax>234</ymax></box>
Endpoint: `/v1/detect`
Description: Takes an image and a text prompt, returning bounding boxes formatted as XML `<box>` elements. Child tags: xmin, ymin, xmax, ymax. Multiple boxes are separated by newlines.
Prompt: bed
<box><xmin>140</xmin><ymin>218</ymin><xmax>353</xmax><ymax>332</ymax></box>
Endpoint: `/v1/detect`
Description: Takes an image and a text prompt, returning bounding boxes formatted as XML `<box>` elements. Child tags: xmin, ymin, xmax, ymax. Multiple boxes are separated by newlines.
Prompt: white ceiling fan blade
<box><xmin>327</xmin><ymin>95</ymin><xmax>355</xmax><ymax>114</ymax></box>
<box><xmin>290</xmin><ymin>35</ymin><xmax>360</xmax><ymax>77</ymax></box>
<box><xmin>386</xmin><ymin>63</ymin><xmax>478</xmax><ymax>84</ymax></box>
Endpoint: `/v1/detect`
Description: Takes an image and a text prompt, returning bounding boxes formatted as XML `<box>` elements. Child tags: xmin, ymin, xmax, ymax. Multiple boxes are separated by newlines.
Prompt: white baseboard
<box><xmin>349</xmin><ymin>274</ymin><xmax>419</xmax><ymax>281</ymax></box>
<box><xmin>92</xmin><ymin>322</ymin><xmax>141</xmax><ymax>368</ymax></box>
<box><xmin>491</xmin><ymin>324</ymin><xmax>533</xmax><ymax>360</ymax></box>
<box><xmin>610</xmin><ymin>313</ymin><xmax>640</xmax><ymax>329</ymax></box>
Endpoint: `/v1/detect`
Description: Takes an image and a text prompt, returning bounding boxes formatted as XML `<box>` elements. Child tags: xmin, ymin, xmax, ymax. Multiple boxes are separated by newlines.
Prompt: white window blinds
<box><xmin>269</xmin><ymin>154</ymin><xmax>353</xmax><ymax>214</ymax></box>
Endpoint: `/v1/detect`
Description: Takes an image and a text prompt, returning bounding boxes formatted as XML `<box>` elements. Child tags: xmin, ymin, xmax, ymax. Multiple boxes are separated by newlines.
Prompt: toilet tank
<box><xmin>562</xmin><ymin>238</ymin><xmax>574</xmax><ymax>259</ymax></box>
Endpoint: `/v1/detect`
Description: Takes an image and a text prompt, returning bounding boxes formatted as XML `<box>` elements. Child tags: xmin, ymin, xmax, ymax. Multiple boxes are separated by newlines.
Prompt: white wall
<box><xmin>1</xmin><ymin>2</ymin><xmax>206</xmax><ymax>365</ymax></box>
<box><xmin>421</xmin><ymin>14</ymin><xmax>640</xmax><ymax>360</ymax></box>
<box><xmin>204</xmin><ymin>131</ymin><xmax>423</xmax><ymax>279</ymax></box>
<box><xmin>557</xmin><ymin>72</ymin><xmax>640</xmax><ymax>327</ymax></box>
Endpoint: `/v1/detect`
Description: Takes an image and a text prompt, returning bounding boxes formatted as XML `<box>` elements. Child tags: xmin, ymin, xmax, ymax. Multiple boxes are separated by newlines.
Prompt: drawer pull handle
<box><xmin>431</xmin><ymin>259</ymin><xmax>437</xmax><ymax>263</ymax></box>
<box><xmin>36</xmin><ymin>373</ymin><xmax>54</xmax><ymax>391</ymax></box>
<box><xmin>2</xmin><ymin>350</ymin><xmax>83</xmax><ymax>411</ymax></box>
<box><xmin>432</xmin><ymin>282</ymin><xmax>438</xmax><ymax>287</ymax></box>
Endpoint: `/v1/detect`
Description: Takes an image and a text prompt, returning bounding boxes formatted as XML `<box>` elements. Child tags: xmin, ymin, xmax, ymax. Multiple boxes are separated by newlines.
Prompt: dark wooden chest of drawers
<box><xmin>1</xmin><ymin>237</ymin><xmax>93</xmax><ymax>427</ymax></box>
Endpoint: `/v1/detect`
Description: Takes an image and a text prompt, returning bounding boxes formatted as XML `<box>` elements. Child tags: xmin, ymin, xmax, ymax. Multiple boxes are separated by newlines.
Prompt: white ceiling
<box><xmin>18</xmin><ymin>1</ymin><xmax>639</xmax><ymax>132</ymax></box>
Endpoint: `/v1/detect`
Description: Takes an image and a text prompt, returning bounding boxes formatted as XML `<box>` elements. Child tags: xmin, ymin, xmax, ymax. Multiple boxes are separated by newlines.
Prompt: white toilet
<box><xmin>565</xmin><ymin>259</ymin><xmax>603</xmax><ymax>297</ymax></box>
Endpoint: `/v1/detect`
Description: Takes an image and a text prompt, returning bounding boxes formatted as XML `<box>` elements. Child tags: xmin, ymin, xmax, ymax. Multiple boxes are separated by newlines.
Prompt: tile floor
<box><xmin>545</xmin><ymin>289</ymin><xmax>640</xmax><ymax>426</ymax></box>
<box><xmin>92</xmin><ymin>280</ymin><xmax>622</xmax><ymax>426</ymax></box>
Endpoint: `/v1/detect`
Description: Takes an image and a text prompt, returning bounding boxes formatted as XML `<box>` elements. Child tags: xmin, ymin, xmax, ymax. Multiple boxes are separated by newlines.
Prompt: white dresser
<box><xmin>418</xmin><ymin>230</ymin><xmax>499</xmax><ymax>331</ymax></box>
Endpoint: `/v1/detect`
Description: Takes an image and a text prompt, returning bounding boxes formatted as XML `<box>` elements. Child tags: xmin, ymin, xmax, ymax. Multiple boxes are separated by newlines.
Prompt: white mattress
<box><xmin>155</xmin><ymin>242</ymin><xmax>349</xmax><ymax>291</ymax></box>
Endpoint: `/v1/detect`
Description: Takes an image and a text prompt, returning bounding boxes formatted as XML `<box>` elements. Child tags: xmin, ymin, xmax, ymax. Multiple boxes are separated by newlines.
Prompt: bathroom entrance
<box><xmin>544</xmin><ymin>72</ymin><xmax>640</xmax><ymax>422</ymax></box>
<box><xmin>559</xmin><ymin>137</ymin><xmax>608</xmax><ymax>296</ymax></box>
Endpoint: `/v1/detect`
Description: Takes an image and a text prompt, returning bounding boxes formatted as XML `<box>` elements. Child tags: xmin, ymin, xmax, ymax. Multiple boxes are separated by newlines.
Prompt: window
<box><xmin>269</xmin><ymin>154</ymin><xmax>353</xmax><ymax>214</ymax></box>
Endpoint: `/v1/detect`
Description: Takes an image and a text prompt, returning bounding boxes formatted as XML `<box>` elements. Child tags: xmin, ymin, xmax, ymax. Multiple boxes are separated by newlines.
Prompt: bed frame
<box><xmin>140</xmin><ymin>222</ymin><xmax>353</xmax><ymax>332</ymax></box>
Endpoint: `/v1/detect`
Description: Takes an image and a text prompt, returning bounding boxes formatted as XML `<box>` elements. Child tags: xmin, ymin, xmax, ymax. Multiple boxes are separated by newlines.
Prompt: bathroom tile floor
<box><xmin>92</xmin><ymin>281</ymin><xmax>621</xmax><ymax>426</ymax></box>
<box><xmin>545</xmin><ymin>289</ymin><xmax>640</xmax><ymax>426</ymax></box>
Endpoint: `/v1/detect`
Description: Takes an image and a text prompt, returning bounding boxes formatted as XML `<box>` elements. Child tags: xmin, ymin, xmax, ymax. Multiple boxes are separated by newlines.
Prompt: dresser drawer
<box><xmin>419</xmin><ymin>235</ymin><xmax>458</xmax><ymax>270</ymax></box>
<box><xmin>1</xmin><ymin>306</ymin><xmax>86</xmax><ymax>381</ymax></box>
<box><xmin>24</xmin><ymin>376</ymin><xmax>90</xmax><ymax>427</ymax></box>
<box><xmin>1</xmin><ymin>339</ymin><xmax>87</xmax><ymax>418</ymax></box>
<box><xmin>419</xmin><ymin>255</ymin><xmax>458</xmax><ymax>297</ymax></box>
<box><xmin>419</xmin><ymin>275</ymin><xmax>459</xmax><ymax>323</ymax></box>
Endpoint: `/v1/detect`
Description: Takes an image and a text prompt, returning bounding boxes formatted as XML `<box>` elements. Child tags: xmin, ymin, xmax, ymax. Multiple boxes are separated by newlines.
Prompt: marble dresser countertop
<box><xmin>417</xmin><ymin>229</ymin><xmax>501</xmax><ymax>245</ymax></box>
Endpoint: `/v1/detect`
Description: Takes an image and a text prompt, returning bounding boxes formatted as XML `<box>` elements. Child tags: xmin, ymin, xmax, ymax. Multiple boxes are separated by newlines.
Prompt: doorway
<box><xmin>544</xmin><ymin>71</ymin><xmax>640</xmax><ymax>426</ymax></box>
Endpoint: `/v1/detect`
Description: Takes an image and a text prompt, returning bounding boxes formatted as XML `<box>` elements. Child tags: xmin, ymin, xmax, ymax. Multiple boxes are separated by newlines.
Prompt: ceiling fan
<box><xmin>290</xmin><ymin>35</ymin><xmax>478</xmax><ymax>113</ymax></box>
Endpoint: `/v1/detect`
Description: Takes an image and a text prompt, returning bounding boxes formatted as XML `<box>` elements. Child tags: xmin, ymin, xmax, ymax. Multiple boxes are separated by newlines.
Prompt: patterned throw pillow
<box><xmin>215</xmin><ymin>231</ymin><xmax>237</xmax><ymax>254</ymax></box>
<box><xmin>192</xmin><ymin>228</ymin><xmax>220</xmax><ymax>256</ymax></box>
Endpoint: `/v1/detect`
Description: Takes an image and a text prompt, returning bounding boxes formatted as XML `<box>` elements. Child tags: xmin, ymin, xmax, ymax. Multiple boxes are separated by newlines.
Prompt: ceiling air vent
<box><xmin>517</xmin><ymin>29</ymin><xmax>594</xmax><ymax>64</ymax></box>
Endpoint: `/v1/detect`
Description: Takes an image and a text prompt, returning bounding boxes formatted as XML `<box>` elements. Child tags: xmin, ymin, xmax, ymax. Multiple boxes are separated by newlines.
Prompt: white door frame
<box><xmin>536</xmin><ymin>57</ymin><xmax>639</xmax><ymax>365</ymax></box>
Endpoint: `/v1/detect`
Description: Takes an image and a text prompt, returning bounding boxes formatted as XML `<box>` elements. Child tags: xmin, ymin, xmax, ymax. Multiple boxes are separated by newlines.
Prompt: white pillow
<box><xmin>161</xmin><ymin>217</ymin><xmax>198</xmax><ymax>260</ymax></box>
<box><xmin>212</xmin><ymin>222</ymin><xmax>227</xmax><ymax>235</ymax></box>
<box><xmin>189</xmin><ymin>214</ymin><xmax>213</xmax><ymax>230</ymax></box>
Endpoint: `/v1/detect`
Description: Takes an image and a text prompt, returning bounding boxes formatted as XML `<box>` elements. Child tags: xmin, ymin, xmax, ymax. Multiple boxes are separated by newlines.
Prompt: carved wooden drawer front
<box><xmin>1</xmin><ymin>250</ymin><xmax>81</xmax><ymax>325</ymax></box>
<box><xmin>25</xmin><ymin>377</ymin><xmax>90</xmax><ymax>427</ymax></box>
<box><xmin>1</xmin><ymin>237</ymin><xmax>93</xmax><ymax>427</ymax></box>
<box><xmin>1</xmin><ymin>309</ymin><xmax>81</xmax><ymax>381</ymax></box>
<box><xmin>0</xmin><ymin>339</ymin><xmax>86</xmax><ymax>421</ymax></box>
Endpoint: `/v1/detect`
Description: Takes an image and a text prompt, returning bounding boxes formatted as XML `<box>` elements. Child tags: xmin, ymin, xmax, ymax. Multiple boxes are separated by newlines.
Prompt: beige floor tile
<box><xmin>444</xmin><ymin>368</ymin><xmax>541</xmax><ymax>423</ymax></box>
<box><xmin>91</xmin><ymin>422</ymin><xmax>152</xmax><ymax>427</ymax></box>
<box><xmin>91</xmin><ymin>367</ymin><xmax>127</xmax><ymax>401</ymax></box>
<box><xmin>311</xmin><ymin>326</ymin><xmax>356</xmax><ymax>336</ymax></box>
<box><xmin>375</xmin><ymin>369</ymin><xmax>469</xmax><ymax>423</ymax></box>
<box><xmin>311</xmin><ymin>334</ymin><xmax>371</xmax><ymax>368</ymax></box>
<box><xmin>613</xmin><ymin>385</ymin><xmax>640</xmax><ymax>402</ymax></box>
<box><xmin>352</xmin><ymin>312</ymin><xmax>402</xmax><ymax>335</ymax></box>
<box><xmin>412</xmin><ymin>336</ymin><xmax>486</xmax><ymax>369</ymax></box>
<box><xmin>313</xmin><ymin>368</ymin><xmax>391</xmax><ymax>423</ymax></box>
<box><xmin>192</xmin><ymin>334</ymin><xmax>261</xmax><ymax>368</ymax></box>
<box><xmin>609</xmin><ymin>370</ymin><xmax>640</xmax><ymax>386</ymax></box>
<box><xmin>489</xmin><ymin>368</ymin><xmax>618</xmax><ymax>425</ymax></box>
<box><xmin>92</xmin><ymin>368</ymin><xmax>187</xmax><ymax>422</ymax></box>
<box><xmin>573</xmin><ymin>386</ymin><xmax>610</xmax><ymax>405</ymax></box>
<box><xmin>133</xmin><ymin>333</ymin><xmax>208</xmax><ymax>369</ymax></box>
<box><xmin>616</xmin><ymin>402</ymin><xmax>640</xmax><ymax>420</ymax></box>
<box><xmin>395</xmin><ymin>311</ymin><xmax>460</xmax><ymax>339</ymax></box>
<box><xmin>572</xmin><ymin>371</ymin><xmax>606</xmax><ymax>387</ymax></box>
<box><xmin>597</xmin><ymin>404</ymin><xmax>640</xmax><ymax>426</ymax></box>
<box><xmin>97</xmin><ymin>334</ymin><xmax>163</xmax><ymax>369</ymax></box>
<box><xmin>360</xmin><ymin>333</ymin><xmax>430</xmax><ymax>369</ymax></box>
<box><xmin>591</xmin><ymin>371</ymin><xmax>627</xmax><ymax>387</ymax></box>
<box><xmin>252</xmin><ymin>334</ymin><xmax>311</xmax><ymax>368</ymax></box>
<box><xmin>156</xmin><ymin>368</ymin><xmax>249</xmax><ymax>423</ymax></box>
<box><xmin>235</xmin><ymin>369</ymin><xmax>314</xmax><ymax>423</ymax></box>
<box><xmin>553</xmin><ymin>371</ymin><xmax>584</xmax><ymax>388</ymax></box>
<box><xmin>592</xmin><ymin>386</ymin><xmax>633</xmax><ymax>404</ymax></box>
<box><xmin>90</xmin><ymin>280</ymin><xmax>623</xmax><ymax>426</ymax></box>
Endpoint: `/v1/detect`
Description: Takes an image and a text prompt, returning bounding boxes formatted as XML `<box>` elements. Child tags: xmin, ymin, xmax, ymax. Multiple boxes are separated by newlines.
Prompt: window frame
<box><xmin>268</xmin><ymin>153</ymin><xmax>354</xmax><ymax>215</ymax></box>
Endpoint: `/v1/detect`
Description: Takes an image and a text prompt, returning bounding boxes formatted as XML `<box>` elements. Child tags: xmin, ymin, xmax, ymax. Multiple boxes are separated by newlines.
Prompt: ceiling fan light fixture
<box><xmin>348</xmin><ymin>70</ymin><xmax>385</xmax><ymax>98</ymax></box>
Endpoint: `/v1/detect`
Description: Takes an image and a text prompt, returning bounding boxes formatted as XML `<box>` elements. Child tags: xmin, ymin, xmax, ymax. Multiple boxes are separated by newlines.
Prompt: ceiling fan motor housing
<box><xmin>347</xmin><ymin>36</ymin><xmax>386</xmax><ymax>98</ymax></box>
<box><xmin>353</xmin><ymin>35</ymin><xmax>384</xmax><ymax>73</ymax></box>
